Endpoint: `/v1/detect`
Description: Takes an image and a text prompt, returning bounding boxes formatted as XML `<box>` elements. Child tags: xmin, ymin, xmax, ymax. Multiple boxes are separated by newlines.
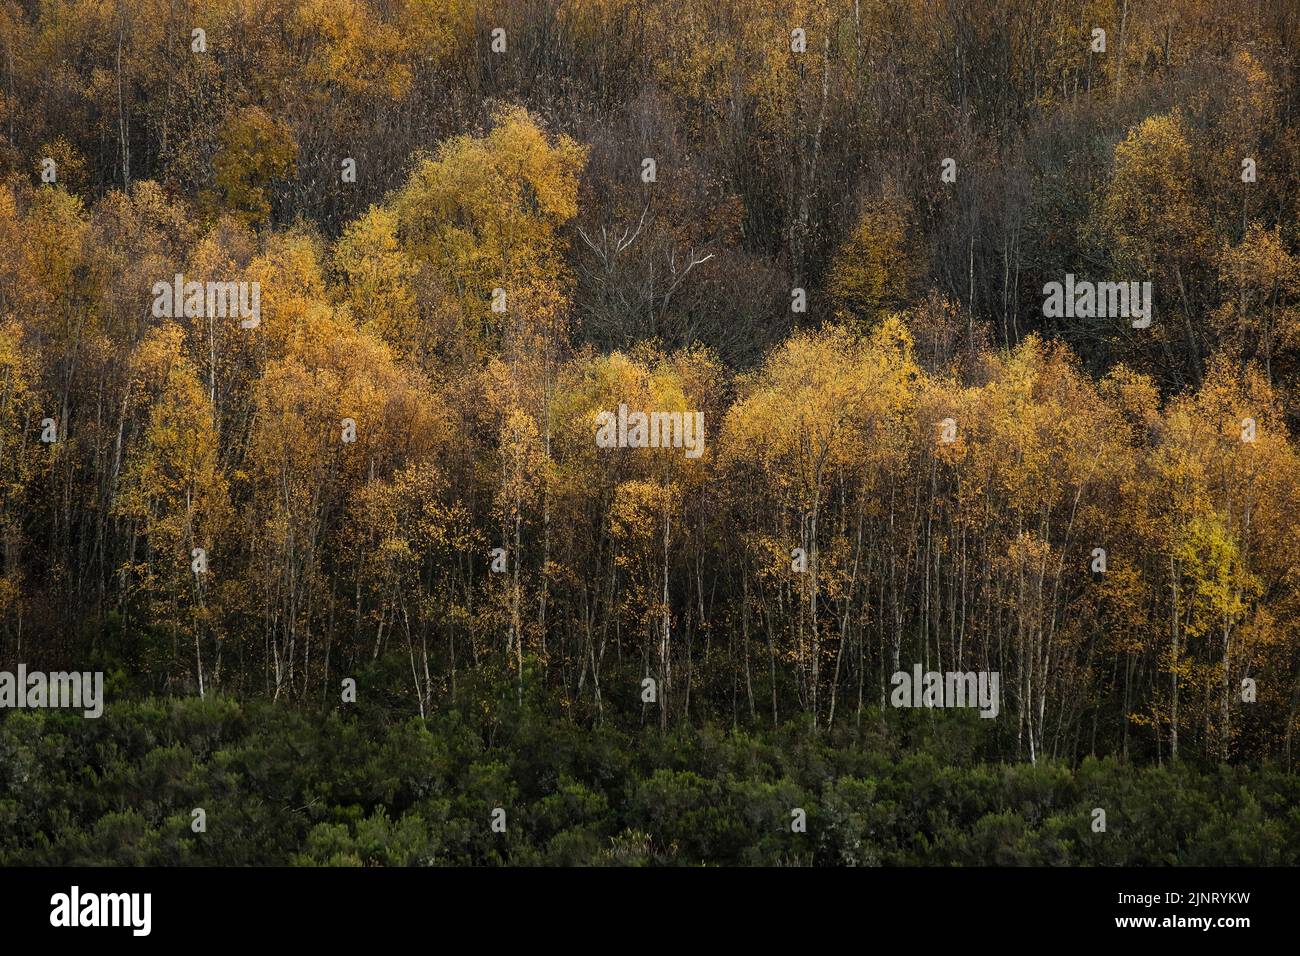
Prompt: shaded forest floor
<box><xmin>2</xmin><ymin>668</ymin><xmax>1298</xmax><ymax>866</ymax></box>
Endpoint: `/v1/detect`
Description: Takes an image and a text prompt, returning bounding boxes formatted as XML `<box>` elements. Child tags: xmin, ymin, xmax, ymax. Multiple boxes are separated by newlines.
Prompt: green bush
<box><xmin>3</xmin><ymin>685</ymin><xmax>1298</xmax><ymax>866</ymax></box>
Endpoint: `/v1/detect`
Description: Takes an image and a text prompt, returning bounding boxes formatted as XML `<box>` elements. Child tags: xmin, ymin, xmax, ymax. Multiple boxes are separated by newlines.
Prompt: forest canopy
<box><xmin>0</xmin><ymin>0</ymin><xmax>1299</xmax><ymax>782</ymax></box>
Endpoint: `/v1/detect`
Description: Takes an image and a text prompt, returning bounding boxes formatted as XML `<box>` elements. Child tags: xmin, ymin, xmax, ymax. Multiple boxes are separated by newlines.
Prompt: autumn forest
<box><xmin>2</xmin><ymin>0</ymin><xmax>1300</xmax><ymax>866</ymax></box>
